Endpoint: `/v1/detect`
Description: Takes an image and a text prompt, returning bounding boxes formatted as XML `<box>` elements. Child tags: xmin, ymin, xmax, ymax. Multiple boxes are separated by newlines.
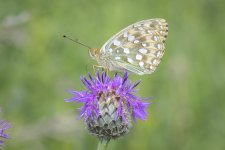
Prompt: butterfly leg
<box><xmin>93</xmin><ymin>65</ymin><xmax>110</xmax><ymax>75</ymax></box>
<box><xmin>93</xmin><ymin>65</ymin><xmax>106</xmax><ymax>74</ymax></box>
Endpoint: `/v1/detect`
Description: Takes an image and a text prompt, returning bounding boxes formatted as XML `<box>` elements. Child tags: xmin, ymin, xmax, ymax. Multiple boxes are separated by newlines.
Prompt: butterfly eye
<box><xmin>89</xmin><ymin>49</ymin><xmax>95</xmax><ymax>59</ymax></box>
<box><xmin>89</xmin><ymin>50</ymin><xmax>94</xmax><ymax>58</ymax></box>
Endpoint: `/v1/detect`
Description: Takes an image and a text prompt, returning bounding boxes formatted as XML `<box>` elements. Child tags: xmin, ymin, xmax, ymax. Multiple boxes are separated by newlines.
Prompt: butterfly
<box><xmin>65</xmin><ymin>18</ymin><xmax>168</xmax><ymax>75</ymax></box>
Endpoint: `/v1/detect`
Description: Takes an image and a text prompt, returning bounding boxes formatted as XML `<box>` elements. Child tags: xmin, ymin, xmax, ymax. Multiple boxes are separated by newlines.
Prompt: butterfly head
<box><xmin>89</xmin><ymin>48</ymin><xmax>100</xmax><ymax>59</ymax></box>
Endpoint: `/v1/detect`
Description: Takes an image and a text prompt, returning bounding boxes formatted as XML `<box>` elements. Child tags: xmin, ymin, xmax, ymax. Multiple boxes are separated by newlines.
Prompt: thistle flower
<box><xmin>0</xmin><ymin>120</ymin><xmax>11</xmax><ymax>147</ymax></box>
<box><xmin>65</xmin><ymin>71</ymin><xmax>150</xmax><ymax>150</ymax></box>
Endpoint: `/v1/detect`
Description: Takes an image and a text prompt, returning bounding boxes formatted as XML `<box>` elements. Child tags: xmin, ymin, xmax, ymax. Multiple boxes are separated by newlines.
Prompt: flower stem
<box><xmin>97</xmin><ymin>139</ymin><xmax>110</xmax><ymax>150</ymax></box>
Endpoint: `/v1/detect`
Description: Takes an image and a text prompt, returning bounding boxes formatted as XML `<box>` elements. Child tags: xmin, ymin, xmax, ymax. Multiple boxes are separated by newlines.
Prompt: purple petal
<box><xmin>132</xmin><ymin>80</ymin><xmax>141</xmax><ymax>89</ymax></box>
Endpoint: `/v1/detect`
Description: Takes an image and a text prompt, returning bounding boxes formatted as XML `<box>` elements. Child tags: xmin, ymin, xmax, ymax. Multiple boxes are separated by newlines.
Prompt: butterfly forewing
<box><xmin>99</xmin><ymin>18</ymin><xmax>168</xmax><ymax>75</ymax></box>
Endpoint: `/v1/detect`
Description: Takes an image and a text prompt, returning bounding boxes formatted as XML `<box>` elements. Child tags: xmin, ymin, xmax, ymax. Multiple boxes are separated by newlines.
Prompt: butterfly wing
<box><xmin>99</xmin><ymin>18</ymin><xmax>168</xmax><ymax>75</ymax></box>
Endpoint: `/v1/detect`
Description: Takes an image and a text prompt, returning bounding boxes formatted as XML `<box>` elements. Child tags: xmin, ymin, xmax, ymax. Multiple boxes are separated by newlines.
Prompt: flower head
<box><xmin>65</xmin><ymin>71</ymin><xmax>150</xmax><ymax>140</ymax></box>
<box><xmin>0</xmin><ymin>120</ymin><xmax>11</xmax><ymax>147</ymax></box>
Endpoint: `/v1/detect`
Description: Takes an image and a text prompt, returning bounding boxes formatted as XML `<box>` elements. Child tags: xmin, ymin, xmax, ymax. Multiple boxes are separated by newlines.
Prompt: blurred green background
<box><xmin>1</xmin><ymin>0</ymin><xmax>225</xmax><ymax>149</ymax></box>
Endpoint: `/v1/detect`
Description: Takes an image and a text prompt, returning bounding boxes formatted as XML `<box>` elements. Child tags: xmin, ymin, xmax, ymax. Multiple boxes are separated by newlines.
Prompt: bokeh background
<box><xmin>1</xmin><ymin>0</ymin><xmax>225</xmax><ymax>149</ymax></box>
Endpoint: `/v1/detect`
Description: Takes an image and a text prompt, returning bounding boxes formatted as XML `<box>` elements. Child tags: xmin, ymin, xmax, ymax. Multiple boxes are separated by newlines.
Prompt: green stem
<box><xmin>97</xmin><ymin>139</ymin><xmax>110</xmax><ymax>150</ymax></box>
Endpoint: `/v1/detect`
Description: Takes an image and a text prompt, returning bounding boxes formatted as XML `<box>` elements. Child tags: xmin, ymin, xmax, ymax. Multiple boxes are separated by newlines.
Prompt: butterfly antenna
<box><xmin>63</xmin><ymin>35</ymin><xmax>92</xmax><ymax>49</ymax></box>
